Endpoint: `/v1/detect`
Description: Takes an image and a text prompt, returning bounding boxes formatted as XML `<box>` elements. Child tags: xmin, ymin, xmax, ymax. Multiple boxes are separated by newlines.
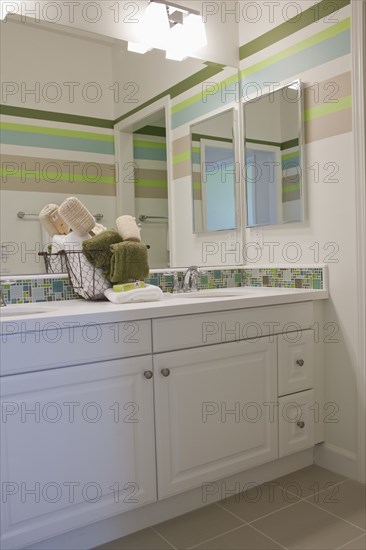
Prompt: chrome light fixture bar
<box><xmin>128</xmin><ymin>0</ymin><xmax>206</xmax><ymax>60</ymax></box>
<box><xmin>150</xmin><ymin>0</ymin><xmax>200</xmax><ymax>17</ymax></box>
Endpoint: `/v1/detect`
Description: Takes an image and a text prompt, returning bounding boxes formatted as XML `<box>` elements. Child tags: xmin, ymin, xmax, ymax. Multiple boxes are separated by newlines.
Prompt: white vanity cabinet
<box><xmin>0</xmin><ymin>299</ymin><xmax>323</xmax><ymax>549</ymax></box>
<box><xmin>1</xmin><ymin>326</ymin><xmax>156</xmax><ymax>550</ymax></box>
<box><xmin>153</xmin><ymin>339</ymin><xmax>278</xmax><ymax>498</ymax></box>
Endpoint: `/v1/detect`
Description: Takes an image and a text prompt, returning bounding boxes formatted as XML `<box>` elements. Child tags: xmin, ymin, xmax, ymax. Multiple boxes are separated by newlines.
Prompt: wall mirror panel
<box><xmin>190</xmin><ymin>109</ymin><xmax>238</xmax><ymax>233</ymax></box>
<box><xmin>1</xmin><ymin>15</ymin><xmax>233</xmax><ymax>275</ymax></box>
<box><xmin>243</xmin><ymin>80</ymin><xmax>304</xmax><ymax>227</ymax></box>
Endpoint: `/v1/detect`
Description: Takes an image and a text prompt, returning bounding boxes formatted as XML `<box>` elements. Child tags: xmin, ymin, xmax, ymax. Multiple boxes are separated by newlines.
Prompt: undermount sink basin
<box><xmin>168</xmin><ymin>290</ymin><xmax>244</xmax><ymax>299</ymax></box>
<box><xmin>0</xmin><ymin>306</ymin><xmax>55</xmax><ymax>318</ymax></box>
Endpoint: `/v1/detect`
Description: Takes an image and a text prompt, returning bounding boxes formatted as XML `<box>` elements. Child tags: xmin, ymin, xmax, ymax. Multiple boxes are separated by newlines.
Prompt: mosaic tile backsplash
<box><xmin>1</xmin><ymin>267</ymin><xmax>324</xmax><ymax>304</ymax></box>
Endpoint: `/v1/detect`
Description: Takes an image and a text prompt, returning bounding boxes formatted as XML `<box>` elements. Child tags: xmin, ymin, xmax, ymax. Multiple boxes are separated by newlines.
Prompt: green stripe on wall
<box><xmin>0</xmin><ymin>168</ymin><xmax>115</xmax><ymax>184</ymax></box>
<box><xmin>246</xmin><ymin>138</ymin><xmax>281</xmax><ymax>148</ymax></box>
<box><xmin>281</xmin><ymin>139</ymin><xmax>299</xmax><ymax>150</ymax></box>
<box><xmin>304</xmin><ymin>95</ymin><xmax>352</xmax><ymax>121</ymax></box>
<box><xmin>282</xmin><ymin>150</ymin><xmax>300</xmax><ymax>160</ymax></box>
<box><xmin>133</xmin><ymin>140</ymin><xmax>166</xmax><ymax>149</ymax></box>
<box><xmin>172</xmin><ymin>71</ymin><xmax>239</xmax><ymax>115</ymax></box>
<box><xmin>173</xmin><ymin>151</ymin><xmax>190</xmax><ymax>164</ymax></box>
<box><xmin>240</xmin><ymin>18</ymin><xmax>350</xmax><ymax>79</ymax></box>
<box><xmin>0</xmin><ymin>122</ymin><xmax>114</xmax><ymax>142</ymax></box>
<box><xmin>0</xmin><ymin>104</ymin><xmax>114</xmax><ymax>129</ymax></box>
<box><xmin>135</xmin><ymin>179</ymin><xmax>167</xmax><ymax>187</ymax></box>
<box><xmin>134</xmin><ymin>126</ymin><xmax>166</xmax><ymax>137</ymax></box>
<box><xmin>283</xmin><ymin>184</ymin><xmax>301</xmax><ymax>193</ymax></box>
<box><xmin>114</xmin><ymin>64</ymin><xmax>226</xmax><ymax>125</ymax></box>
<box><xmin>239</xmin><ymin>0</ymin><xmax>350</xmax><ymax>60</ymax></box>
<box><xmin>192</xmin><ymin>133</ymin><xmax>233</xmax><ymax>143</ymax></box>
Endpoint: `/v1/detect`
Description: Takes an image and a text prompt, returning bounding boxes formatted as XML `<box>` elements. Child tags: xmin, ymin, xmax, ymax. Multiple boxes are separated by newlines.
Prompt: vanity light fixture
<box><xmin>127</xmin><ymin>0</ymin><xmax>207</xmax><ymax>60</ymax></box>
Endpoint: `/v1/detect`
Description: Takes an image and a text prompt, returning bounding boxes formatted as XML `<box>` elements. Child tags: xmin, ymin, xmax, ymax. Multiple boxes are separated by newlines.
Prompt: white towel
<box><xmin>49</xmin><ymin>235</ymin><xmax>69</xmax><ymax>273</ymax></box>
<box><xmin>104</xmin><ymin>284</ymin><xmax>163</xmax><ymax>304</ymax></box>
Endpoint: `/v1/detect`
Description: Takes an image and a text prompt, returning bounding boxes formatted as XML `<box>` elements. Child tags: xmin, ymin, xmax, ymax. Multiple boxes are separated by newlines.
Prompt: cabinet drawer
<box><xmin>279</xmin><ymin>389</ymin><xmax>315</xmax><ymax>457</ymax></box>
<box><xmin>0</xmin><ymin>320</ymin><xmax>152</xmax><ymax>375</ymax></box>
<box><xmin>153</xmin><ymin>302</ymin><xmax>314</xmax><ymax>353</ymax></box>
<box><xmin>278</xmin><ymin>329</ymin><xmax>314</xmax><ymax>396</ymax></box>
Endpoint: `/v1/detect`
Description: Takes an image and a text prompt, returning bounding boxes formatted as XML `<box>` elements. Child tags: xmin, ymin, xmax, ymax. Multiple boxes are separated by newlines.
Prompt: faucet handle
<box><xmin>163</xmin><ymin>271</ymin><xmax>181</xmax><ymax>293</ymax></box>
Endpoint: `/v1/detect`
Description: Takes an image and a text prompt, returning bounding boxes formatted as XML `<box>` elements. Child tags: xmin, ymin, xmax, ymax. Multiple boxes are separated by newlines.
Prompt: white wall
<box><xmin>1</xmin><ymin>1</ymin><xmax>239</xmax><ymax>66</ymax></box>
<box><xmin>239</xmin><ymin>2</ymin><xmax>362</xmax><ymax>479</ymax></box>
<box><xmin>0</xmin><ymin>19</ymin><xmax>115</xmax><ymax>118</ymax></box>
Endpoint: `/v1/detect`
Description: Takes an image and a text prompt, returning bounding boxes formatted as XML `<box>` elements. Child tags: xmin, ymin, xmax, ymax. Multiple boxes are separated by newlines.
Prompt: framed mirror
<box><xmin>243</xmin><ymin>80</ymin><xmax>304</xmax><ymax>227</ymax></box>
<box><xmin>190</xmin><ymin>108</ymin><xmax>239</xmax><ymax>233</ymax></box>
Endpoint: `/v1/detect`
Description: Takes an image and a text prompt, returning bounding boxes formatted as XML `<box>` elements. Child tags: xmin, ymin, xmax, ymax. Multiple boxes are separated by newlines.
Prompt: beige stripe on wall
<box><xmin>305</xmin><ymin>108</ymin><xmax>352</xmax><ymax>143</ymax></box>
<box><xmin>0</xmin><ymin>180</ymin><xmax>116</xmax><ymax>196</ymax></box>
<box><xmin>172</xmin><ymin>135</ymin><xmax>191</xmax><ymax>155</ymax></box>
<box><xmin>135</xmin><ymin>186</ymin><xmax>168</xmax><ymax>199</ymax></box>
<box><xmin>304</xmin><ymin>72</ymin><xmax>352</xmax><ymax>110</ymax></box>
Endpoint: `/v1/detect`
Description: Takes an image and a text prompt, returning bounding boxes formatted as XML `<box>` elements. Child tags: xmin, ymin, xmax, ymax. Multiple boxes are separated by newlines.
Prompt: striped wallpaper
<box><xmin>0</xmin><ymin>116</ymin><xmax>116</xmax><ymax>196</ymax></box>
<box><xmin>133</xmin><ymin>132</ymin><xmax>167</xmax><ymax>199</ymax></box>
<box><xmin>171</xmin><ymin>4</ymin><xmax>352</xmax><ymax>185</ymax></box>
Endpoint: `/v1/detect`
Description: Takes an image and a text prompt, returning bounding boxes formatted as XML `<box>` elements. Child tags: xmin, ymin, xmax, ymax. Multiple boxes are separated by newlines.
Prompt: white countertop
<box><xmin>0</xmin><ymin>287</ymin><xmax>328</xmax><ymax>334</ymax></box>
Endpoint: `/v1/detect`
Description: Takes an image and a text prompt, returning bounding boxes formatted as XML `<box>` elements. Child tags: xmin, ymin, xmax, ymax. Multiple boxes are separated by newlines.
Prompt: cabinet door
<box><xmin>278</xmin><ymin>329</ymin><xmax>314</xmax><ymax>396</ymax></box>
<box><xmin>279</xmin><ymin>389</ymin><xmax>315</xmax><ymax>457</ymax></box>
<box><xmin>1</xmin><ymin>356</ymin><xmax>156</xmax><ymax>550</ymax></box>
<box><xmin>154</xmin><ymin>339</ymin><xmax>278</xmax><ymax>499</ymax></box>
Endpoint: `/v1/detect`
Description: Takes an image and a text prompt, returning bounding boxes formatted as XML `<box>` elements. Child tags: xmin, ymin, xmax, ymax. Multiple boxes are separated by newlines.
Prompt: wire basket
<box><xmin>61</xmin><ymin>250</ymin><xmax>112</xmax><ymax>301</ymax></box>
<box><xmin>38</xmin><ymin>250</ymin><xmax>112</xmax><ymax>301</ymax></box>
<box><xmin>38</xmin><ymin>251</ymin><xmax>67</xmax><ymax>274</ymax></box>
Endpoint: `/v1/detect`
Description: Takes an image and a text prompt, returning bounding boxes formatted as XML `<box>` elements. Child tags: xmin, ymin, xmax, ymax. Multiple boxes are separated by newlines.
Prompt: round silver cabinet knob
<box><xmin>296</xmin><ymin>359</ymin><xmax>305</xmax><ymax>366</ymax></box>
<box><xmin>297</xmin><ymin>420</ymin><xmax>305</xmax><ymax>429</ymax></box>
<box><xmin>161</xmin><ymin>368</ymin><xmax>170</xmax><ymax>377</ymax></box>
<box><xmin>144</xmin><ymin>371</ymin><xmax>153</xmax><ymax>380</ymax></box>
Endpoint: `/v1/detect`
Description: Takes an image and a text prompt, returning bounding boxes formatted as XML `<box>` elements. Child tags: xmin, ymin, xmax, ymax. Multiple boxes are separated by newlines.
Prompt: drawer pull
<box><xmin>144</xmin><ymin>370</ymin><xmax>153</xmax><ymax>380</ymax></box>
<box><xmin>296</xmin><ymin>359</ymin><xmax>304</xmax><ymax>366</ymax></box>
<box><xmin>297</xmin><ymin>420</ymin><xmax>305</xmax><ymax>429</ymax></box>
<box><xmin>161</xmin><ymin>368</ymin><xmax>171</xmax><ymax>377</ymax></box>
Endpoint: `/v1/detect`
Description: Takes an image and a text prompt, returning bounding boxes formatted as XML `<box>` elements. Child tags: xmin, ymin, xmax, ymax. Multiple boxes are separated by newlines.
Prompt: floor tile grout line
<box><xmin>214</xmin><ymin>501</ymin><xmax>249</xmax><ymax>525</ymax></box>
<box><xmin>151</xmin><ymin>526</ymin><xmax>178</xmax><ymax>550</ymax></box>
<box><xmin>302</xmin><ymin>499</ymin><xmax>365</xmax><ymax>532</ymax></box>
<box><xmin>277</xmin><ymin>478</ymin><xmax>349</xmax><ymax>501</ymax></box>
<box><xmin>337</xmin><ymin>532</ymin><xmax>366</xmax><ymax>549</ymax></box>
<box><xmin>215</xmin><ymin>501</ymin><xmax>288</xmax><ymax>550</ymax></box>
<box><xmin>186</xmin><ymin>524</ymin><xmax>250</xmax><ymax>550</ymax></box>
<box><xmin>246</xmin><ymin>521</ymin><xmax>289</xmax><ymax>550</ymax></box>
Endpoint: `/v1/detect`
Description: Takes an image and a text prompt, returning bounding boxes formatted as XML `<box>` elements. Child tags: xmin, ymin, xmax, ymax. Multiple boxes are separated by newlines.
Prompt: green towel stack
<box><xmin>82</xmin><ymin>230</ymin><xmax>122</xmax><ymax>280</ymax></box>
<box><xmin>110</xmin><ymin>242</ymin><xmax>150</xmax><ymax>284</ymax></box>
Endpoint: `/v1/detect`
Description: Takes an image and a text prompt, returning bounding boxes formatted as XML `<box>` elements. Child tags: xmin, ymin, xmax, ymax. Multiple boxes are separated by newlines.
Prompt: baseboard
<box><xmin>24</xmin><ymin>449</ymin><xmax>313</xmax><ymax>550</ymax></box>
<box><xmin>314</xmin><ymin>442</ymin><xmax>358</xmax><ymax>480</ymax></box>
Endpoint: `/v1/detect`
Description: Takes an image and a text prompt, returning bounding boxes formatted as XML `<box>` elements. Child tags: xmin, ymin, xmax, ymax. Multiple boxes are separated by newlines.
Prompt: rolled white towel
<box><xmin>104</xmin><ymin>284</ymin><xmax>163</xmax><ymax>304</ymax></box>
<box><xmin>92</xmin><ymin>223</ymin><xmax>107</xmax><ymax>236</ymax></box>
<box><xmin>58</xmin><ymin>197</ymin><xmax>95</xmax><ymax>237</ymax></box>
<box><xmin>49</xmin><ymin>234</ymin><xmax>69</xmax><ymax>273</ymax></box>
<box><xmin>39</xmin><ymin>204</ymin><xmax>70</xmax><ymax>236</ymax></box>
<box><xmin>116</xmin><ymin>215</ymin><xmax>141</xmax><ymax>242</ymax></box>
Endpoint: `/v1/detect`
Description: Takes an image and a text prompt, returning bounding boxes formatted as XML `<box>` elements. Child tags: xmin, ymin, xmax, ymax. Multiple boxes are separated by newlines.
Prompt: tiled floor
<box><xmin>95</xmin><ymin>465</ymin><xmax>366</xmax><ymax>550</ymax></box>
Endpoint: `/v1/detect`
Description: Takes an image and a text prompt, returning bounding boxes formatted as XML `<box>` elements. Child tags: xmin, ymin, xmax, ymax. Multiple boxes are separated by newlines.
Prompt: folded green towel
<box><xmin>82</xmin><ymin>230</ymin><xmax>122</xmax><ymax>280</ymax></box>
<box><xmin>109</xmin><ymin>242</ymin><xmax>150</xmax><ymax>284</ymax></box>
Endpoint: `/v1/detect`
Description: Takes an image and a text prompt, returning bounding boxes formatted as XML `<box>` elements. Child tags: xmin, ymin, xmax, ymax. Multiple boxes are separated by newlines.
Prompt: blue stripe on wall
<box><xmin>0</xmin><ymin>130</ymin><xmax>115</xmax><ymax>155</ymax></box>
<box><xmin>171</xmin><ymin>82</ymin><xmax>239</xmax><ymax>130</ymax></box>
<box><xmin>240</xmin><ymin>29</ymin><xmax>350</xmax><ymax>89</ymax></box>
<box><xmin>133</xmin><ymin>147</ymin><xmax>167</xmax><ymax>161</ymax></box>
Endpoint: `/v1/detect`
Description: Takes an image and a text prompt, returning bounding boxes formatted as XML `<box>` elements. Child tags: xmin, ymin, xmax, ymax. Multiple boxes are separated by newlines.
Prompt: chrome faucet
<box><xmin>182</xmin><ymin>266</ymin><xmax>200</xmax><ymax>292</ymax></box>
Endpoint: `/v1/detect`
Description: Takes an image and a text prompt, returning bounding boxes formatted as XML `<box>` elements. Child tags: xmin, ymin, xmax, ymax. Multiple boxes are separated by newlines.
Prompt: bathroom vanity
<box><xmin>0</xmin><ymin>287</ymin><xmax>327</xmax><ymax>550</ymax></box>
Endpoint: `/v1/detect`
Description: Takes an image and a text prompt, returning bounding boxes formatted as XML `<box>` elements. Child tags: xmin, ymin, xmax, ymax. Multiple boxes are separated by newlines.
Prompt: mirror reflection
<box><xmin>243</xmin><ymin>80</ymin><xmax>304</xmax><ymax>227</ymax></box>
<box><xmin>191</xmin><ymin>109</ymin><xmax>237</xmax><ymax>233</ymax></box>
<box><xmin>132</xmin><ymin>111</ymin><xmax>169</xmax><ymax>269</ymax></box>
